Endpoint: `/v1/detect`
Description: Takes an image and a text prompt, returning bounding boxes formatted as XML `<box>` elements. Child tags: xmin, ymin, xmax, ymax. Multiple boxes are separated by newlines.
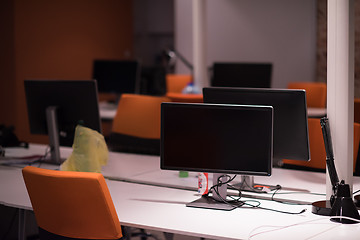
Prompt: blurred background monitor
<box><xmin>203</xmin><ymin>87</ymin><xmax>310</xmax><ymax>167</ymax></box>
<box><xmin>92</xmin><ymin>60</ymin><xmax>141</xmax><ymax>95</ymax></box>
<box><xmin>211</xmin><ymin>62</ymin><xmax>272</xmax><ymax>88</ymax></box>
<box><xmin>24</xmin><ymin>80</ymin><xmax>102</xmax><ymax>164</ymax></box>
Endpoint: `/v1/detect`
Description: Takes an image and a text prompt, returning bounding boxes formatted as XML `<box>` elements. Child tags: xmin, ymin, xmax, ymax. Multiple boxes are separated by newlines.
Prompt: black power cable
<box><xmin>205</xmin><ymin>174</ymin><xmax>307</xmax><ymax>215</ymax></box>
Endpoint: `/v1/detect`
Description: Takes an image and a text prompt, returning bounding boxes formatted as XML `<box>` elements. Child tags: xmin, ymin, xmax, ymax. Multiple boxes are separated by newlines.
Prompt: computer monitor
<box><xmin>161</xmin><ymin>102</ymin><xmax>273</xmax><ymax>210</ymax></box>
<box><xmin>203</xmin><ymin>87</ymin><xmax>310</xmax><ymax>167</ymax></box>
<box><xmin>92</xmin><ymin>59</ymin><xmax>141</xmax><ymax>95</ymax></box>
<box><xmin>211</xmin><ymin>62</ymin><xmax>272</xmax><ymax>88</ymax></box>
<box><xmin>24</xmin><ymin>80</ymin><xmax>102</xmax><ymax>164</ymax></box>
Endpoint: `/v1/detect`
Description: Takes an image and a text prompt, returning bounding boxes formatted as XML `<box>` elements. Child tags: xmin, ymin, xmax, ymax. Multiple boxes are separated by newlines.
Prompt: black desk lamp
<box><xmin>312</xmin><ymin>117</ymin><xmax>360</xmax><ymax>224</ymax></box>
<box><xmin>165</xmin><ymin>49</ymin><xmax>193</xmax><ymax>72</ymax></box>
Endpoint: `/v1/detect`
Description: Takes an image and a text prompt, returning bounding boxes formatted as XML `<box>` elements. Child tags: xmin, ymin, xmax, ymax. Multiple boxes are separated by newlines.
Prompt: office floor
<box><xmin>127</xmin><ymin>228</ymin><xmax>214</xmax><ymax>240</ymax></box>
<box><xmin>135</xmin><ymin>230</ymin><xmax>215</xmax><ymax>240</ymax></box>
<box><xmin>126</xmin><ymin>228</ymin><xmax>215</xmax><ymax>240</ymax></box>
<box><xmin>0</xmin><ymin>205</ymin><xmax>214</xmax><ymax>240</ymax></box>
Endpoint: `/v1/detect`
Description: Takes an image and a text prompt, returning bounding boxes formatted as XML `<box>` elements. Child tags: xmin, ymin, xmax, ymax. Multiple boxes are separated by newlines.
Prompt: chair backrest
<box><xmin>109</xmin><ymin>94</ymin><xmax>170</xmax><ymax>155</ymax></box>
<box><xmin>287</xmin><ymin>82</ymin><xmax>327</xmax><ymax>108</ymax></box>
<box><xmin>98</xmin><ymin>92</ymin><xmax>118</xmax><ymax>103</ymax></box>
<box><xmin>112</xmin><ymin>94</ymin><xmax>170</xmax><ymax>139</ymax></box>
<box><xmin>22</xmin><ymin>166</ymin><xmax>122</xmax><ymax>240</ymax></box>
<box><xmin>283</xmin><ymin>118</ymin><xmax>360</xmax><ymax>172</ymax></box>
<box><xmin>166</xmin><ymin>74</ymin><xmax>192</xmax><ymax>93</ymax></box>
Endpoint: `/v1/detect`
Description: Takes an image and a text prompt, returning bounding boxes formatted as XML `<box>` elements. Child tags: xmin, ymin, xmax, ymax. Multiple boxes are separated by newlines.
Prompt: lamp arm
<box><xmin>172</xmin><ymin>49</ymin><xmax>193</xmax><ymax>71</ymax></box>
<box><xmin>320</xmin><ymin>117</ymin><xmax>340</xmax><ymax>201</ymax></box>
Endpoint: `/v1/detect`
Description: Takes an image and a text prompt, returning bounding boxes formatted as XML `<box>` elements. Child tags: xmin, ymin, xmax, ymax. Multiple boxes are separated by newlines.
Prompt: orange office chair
<box><xmin>165</xmin><ymin>74</ymin><xmax>203</xmax><ymax>103</ymax></box>
<box><xmin>22</xmin><ymin>166</ymin><xmax>123</xmax><ymax>240</ymax></box>
<box><xmin>165</xmin><ymin>74</ymin><xmax>192</xmax><ymax>93</ymax></box>
<box><xmin>287</xmin><ymin>82</ymin><xmax>327</xmax><ymax>108</ymax></box>
<box><xmin>166</xmin><ymin>92</ymin><xmax>203</xmax><ymax>103</ymax></box>
<box><xmin>283</xmin><ymin>118</ymin><xmax>360</xmax><ymax>172</ymax></box>
<box><xmin>108</xmin><ymin>94</ymin><xmax>170</xmax><ymax>155</ymax></box>
<box><xmin>98</xmin><ymin>92</ymin><xmax>118</xmax><ymax>103</ymax></box>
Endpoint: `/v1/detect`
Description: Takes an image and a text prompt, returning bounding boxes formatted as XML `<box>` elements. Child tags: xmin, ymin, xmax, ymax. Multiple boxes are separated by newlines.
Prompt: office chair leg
<box><xmin>122</xmin><ymin>227</ymin><xmax>160</xmax><ymax>240</ymax></box>
<box><xmin>163</xmin><ymin>232</ymin><xmax>174</xmax><ymax>240</ymax></box>
<box><xmin>121</xmin><ymin>226</ymin><xmax>132</xmax><ymax>240</ymax></box>
<box><xmin>139</xmin><ymin>229</ymin><xmax>147</xmax><ymax>240</ymax></box>
<box><xmin>18</xmin><ymin>209</ymin><xmax>26</xmax><ymax>240</ymax></box>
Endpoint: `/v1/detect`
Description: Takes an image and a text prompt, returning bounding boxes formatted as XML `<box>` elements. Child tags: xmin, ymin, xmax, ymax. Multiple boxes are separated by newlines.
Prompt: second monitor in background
<box><xmin>92</xmin><ymin>60</ymin><xmax>141</xmax><ymax>96</ymax></box>
<box><xmin>211</xmin><ymin>62</ymin><xmax>272</xmax><ymax>88</ymax></box>
<box><xmin>203</xmin><ymin>87</ymin><xmax>310</xmax><ymax>167</ymax></box>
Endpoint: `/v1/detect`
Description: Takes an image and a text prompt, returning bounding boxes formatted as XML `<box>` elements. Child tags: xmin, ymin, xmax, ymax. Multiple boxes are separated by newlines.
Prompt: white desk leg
<box><xmin>18</xmin><ymin>209</ymin><xmax>26</xmax><ymax>240</ymax></box>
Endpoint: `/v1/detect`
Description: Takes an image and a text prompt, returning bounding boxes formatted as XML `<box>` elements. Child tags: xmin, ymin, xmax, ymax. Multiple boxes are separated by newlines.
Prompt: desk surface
<box><xmin>5</xmin><ymin>143</ymin><xmax>360</xmax><ymax>205</ymax></box>
<box><xmin>1</xmin><ymin>165</ymin><xmax>360</xmax><ymax>240</ymax></box>
<box><xmin>307</xmin><ymin>107</ymin><xmax>327</xmax><ymax>118</ymax></box>
<box><xmin>2</xmin><ymin>144</ymin><xmax>360</xmax><ymax>239</ymax></box>
<box><xmin>99</xmin><ymin>102</ymin><xmax>326</xmax><ymax>120</ymax></box>
<box><xmin>99</xmin><ymin>101</ymin><xmax>118</xmax><ymax>120</ymax></box>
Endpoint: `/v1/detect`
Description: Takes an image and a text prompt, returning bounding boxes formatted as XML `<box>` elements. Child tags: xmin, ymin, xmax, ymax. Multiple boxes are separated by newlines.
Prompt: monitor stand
<box><xmin>233</xmin><ymin>175</ymin><xmax>280</xmax><ymax>193</ymax></box>
<box><xmin>186</xmin><ymin>173</ymin><xmax>244</xmax><ymax>211</ymax></box>
<box><xmin>41</xmin><ymin>106</ymin><xmax>65</xmax><ymax>165</ymax></box>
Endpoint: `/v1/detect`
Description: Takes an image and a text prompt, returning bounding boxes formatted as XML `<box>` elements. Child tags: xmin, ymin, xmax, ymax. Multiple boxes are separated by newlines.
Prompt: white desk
<box><xmin>5</xmin><ymin>144</ymin><xmax>360</xmax><ymax>204</ymax></box>
<box><xmin>2</xmin><ymin>144</ymin><xmax>360</xmax><ymax>239</ymax></box>
<box><xmin>2</xmin><ymin>165</ymin><xmax>360</xmax><ymax>240</ymax></box>
<box><xmin>307</xmin><ymin>107</ymin><xmax>327</xmax><ymax>118</ymax></box>
<box><xmin>126</xmin><ymin>168</ymin><xmax>330</xmax><ymax>205</ymax></box>
<box><xmin>99</xmin><ymin>105</ymin><xmax>327</xmax><ymax>120</ymax></box>
<box><xmin>5</xmin><ymin>143</ymin><xmax>360</xmax><ymax>205</ymax></box>
<box><xmin>99</xmin><ymin>101</ymin><xmax>118</xmax><ymax>120</ymax></box>
<box><xmin>3</xmin><ymin>143</ymin><xmax>161</xmax><ymax>179</ymax></box>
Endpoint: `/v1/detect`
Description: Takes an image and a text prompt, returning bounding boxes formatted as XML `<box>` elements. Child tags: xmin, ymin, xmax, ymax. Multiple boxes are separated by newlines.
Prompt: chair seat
<box><xmin>108</xmin><ymin>132</ymin><xmax>160</xmax><ymax>155</ymax></box>
<box><xmin>166</xmin><ymin>92</ymin><xmax>203</xmax><ymax>103</ymax></box>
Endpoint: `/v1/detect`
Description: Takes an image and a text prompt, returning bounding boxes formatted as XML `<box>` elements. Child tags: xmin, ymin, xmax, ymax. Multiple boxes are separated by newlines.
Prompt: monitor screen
<box><xmin>24</xmin><ymin>80</ymin><xmax>102</xmax><ymax>163</ymax></box>
<box><xmin>161</xmin><ymin>103</ymin><xmax>273</xmax><ymax>176</ymax></box>
<box><xmin>92</xmin><ymin>60</ymin><xmax>140</xmax><ymax>94</ymax></box>
<box><xmin>203</xmin><ymin>87</ymin><xmax>310</xmax><ymax>166</ymax></box>
<box><xmin>211</xmin><ymin>62</ymin><xmax>272</xmax><ymax>88</ymax></box>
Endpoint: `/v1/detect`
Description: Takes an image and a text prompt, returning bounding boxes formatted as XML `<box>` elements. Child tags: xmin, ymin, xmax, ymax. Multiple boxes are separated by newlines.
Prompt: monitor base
<box><xmin>312</xmin><ymin>200</ymin><xmax>332</xmax><ymax>216</ymax></box>
<box><xmin>186</xmin><ymin>195</ymin><xmax>243</xmax><ymax>211</ymax></box>
<box><xmin>233</xmin><ymin>175</ymin><xmax>281</xmax><ymax>193</ymax></box>
<box><xmin>354</xmin><ymin>195</ymin><xmax>360</xmax><ymax>208</ymax></box>
<box><xmin>38</xmin><ymin>157</ymin><xmax>65</xmax><ymax>166</ymax></box>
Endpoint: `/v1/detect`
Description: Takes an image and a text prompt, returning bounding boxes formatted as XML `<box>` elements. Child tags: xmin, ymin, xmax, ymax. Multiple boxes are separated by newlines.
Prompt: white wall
<box><xmin>133</xmin><ymin>0</ymin><xmax>174</xmax><ymax>66</ymax></box>
<box><xmin>174</xmin><ymin>0</ymin><xmax>317</xmax><ymax>88</ymax></box>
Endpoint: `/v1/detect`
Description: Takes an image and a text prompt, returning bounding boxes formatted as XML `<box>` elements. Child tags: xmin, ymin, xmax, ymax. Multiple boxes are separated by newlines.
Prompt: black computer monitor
<box><xmin>24</xmin><ymin>80</ymin><xmax>102</xmax><ymax>164</ymax></box>
<box><xmin>92</xmin><ymin>60</ymin><xmax>140</xmax><ymax>95</ymax></box>
<box><xmin>211</xmin><ymin>62</ymin><xmax>272</xmax><ymax>88</ymax></box>
<box><xmin>203</xmin><ymin>87</ymin><xmax>310</xmax><ymax>167</ymax></box>
<box><xmin>161</xmin><ymin>102</ymin><xmax>273</xmax><ymax>210</ymax></box>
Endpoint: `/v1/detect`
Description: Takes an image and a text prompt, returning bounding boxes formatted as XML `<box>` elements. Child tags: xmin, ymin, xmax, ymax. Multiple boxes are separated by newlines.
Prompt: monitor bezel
<box><xmin>160</xmin><ymin>102</ymin><xmax>273</xmax><ymax>176</ymax></box>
